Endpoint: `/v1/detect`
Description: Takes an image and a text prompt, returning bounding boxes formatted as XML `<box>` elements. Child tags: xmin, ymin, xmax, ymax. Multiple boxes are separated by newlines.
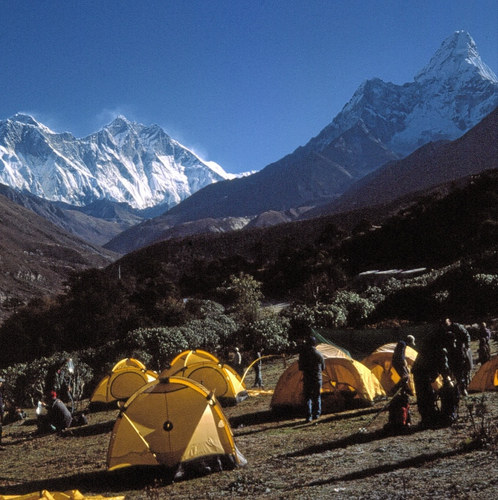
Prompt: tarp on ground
<box><xmin>468</xmin><ymin>356</ymin><xmax>498</xmax><ymax>392</ymax></box>
<box><xmin>90</xmin><ymin>358</ymin><xmax>158</xmax><ymax>404</ymax></box>
<box><xmin>0</xmin><ymin>490</ymin><xmax>124</xmax><ymax>500</ymax></box>
<box><xmin>362</xmin><ymin>342</ymin><xmax>418</xmax><ymax>394</ymax></box>
<box><xmin>107</xmin><ymin>376</ymin><xmax>246</xmax><ymax>475</ymax></box>
<box><xmin>271</xmin><ymin>344</ymin><xmax>385</xmax><ymax>414</ymax></box>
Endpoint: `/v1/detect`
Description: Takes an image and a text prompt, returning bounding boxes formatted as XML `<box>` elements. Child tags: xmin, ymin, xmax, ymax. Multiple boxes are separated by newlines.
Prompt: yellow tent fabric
<box><xmin>112</xmin><ymin>358</ymin><xmax>147</xmax><ymax>371</ymax></box>
<box><xmin>362</xmin><ymin>342</ymin><xmax>418</xmax><ymax>394</ymax></box>
<box><xmin>90</xmin><ymin>359</ymin><xmax>158</xmax><ymax>404</ymax></box>
<box><xmin>315</xmin><ymin>343</ymin><xmax>352</xmax><ymax>359</ymax></box>
<box><xmin>271</xmin><ymin>344</ymin><xmax>385</xmax><ymax>413</ymax></box>
<box><xmin>107</xmin><ymin>376</ymin><xmax>246</xmax><ymax>473</ymax></box>
<box><xmin>468</xmin><ymin>356</ymin><xmax>498</xmax><ymax>392</ymax></box>
<box><xmin>168</xmin><ymin>349</ymin><xmax>219</xmax><ymax>369</ymax></box>
<box><xmin>161</xmin><ymin>359</ymin><xmax>247</xmax><ymax>406</ymax></box>
<box><xmin>0</xmin><ymin>491</ymin><xmax>124</xmax><ymax>500</ymax></box>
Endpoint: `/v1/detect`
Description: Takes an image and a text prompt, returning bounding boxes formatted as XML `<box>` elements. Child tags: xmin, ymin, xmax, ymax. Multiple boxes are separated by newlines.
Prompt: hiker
<box><xmin>439</xmin><ymin>375</ymin><xmax>460</xmax><ymax>426</ymax></box>
<box><xmin>40</xmin><ymin>391</ymin><xmax>72</xmax><ymax>433</ymax></box>
<box><xmin>477</xmin><ymin>322</ymin><xmax>492</xmax><ymax>365</ymax></box>
<box><xmin>298</xmin><ymin>335</ymin><xmax>325</xmax><ymax>422</ymax></box>
<box><xmin>234</xmin><ymin>347</ymin><xmax>243</xmax><ymax>375</ymax></box>
<box><xmin>0</xmin><ymin>377</ymin><xmax>4</xmax><ymax>446</ymax></box>
<box><xmin>391</xmin><ymin>335</ymin><xmax>416</xmax><ymax>394</ymax></box>
<box><xmin>253</xmin><ymin>350</ymin><xmax>264</xmax><ymax>389</ymax></box>
<box><xmin>445</xmin><ymin>318</ymin><xmax>473</xmax><ymax>396</ymax></box>
<box><xmin>412</xmin><ymin>327</ymin><xmax>450</xmax><ymax>428</ymax></box>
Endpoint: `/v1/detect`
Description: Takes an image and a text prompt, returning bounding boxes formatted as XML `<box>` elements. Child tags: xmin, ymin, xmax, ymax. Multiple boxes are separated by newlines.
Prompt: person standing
<box><xmin>412</xmin><ymin>326</ymin><xmax>450</xmax><ymax>428</ymax></box>
<box><xmin>392</xmin><ymin>336</ymin><xmax>416</xmax><ymax>383</ymax></box>
<box><xmin>298</xmin><ymin>336</ymin><xmax>325</xmax><ymax>423</ymax></box>
<box><xmin>445</xmin><ymin>318</ymin><xmax>473</xmax><ymax>396</ymax></box>
<box><xmin>253</xmin><ymin>350</ymin><xmax>264</xmax><ymax>389</ymax></box>
<box><xmin>234</xmin><ymin>347</ymin><xmax>243</xmax><ymax>376</ymax></box>
<box><xmin>477</xmin><ymin>322</ymin><xmax>492</xmax><ymax>365</ymax></box>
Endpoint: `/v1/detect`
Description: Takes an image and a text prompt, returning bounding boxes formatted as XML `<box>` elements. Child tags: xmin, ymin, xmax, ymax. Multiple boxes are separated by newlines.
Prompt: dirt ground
<box><xmin>0</xmin><ymin>341</ymin><xmax>497</xmax><ymax>499</ymax></box>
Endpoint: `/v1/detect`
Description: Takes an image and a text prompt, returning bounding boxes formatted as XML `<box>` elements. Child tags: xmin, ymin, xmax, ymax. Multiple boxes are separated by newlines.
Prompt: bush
<box><xmin>331</xmin><ymin>291</ymin><xmax>375</xmax><ymax>327</ymax></box>
<box><xmin>0</xmin><ymin>354</ymin><xmax>93</xmax><ymax>408</ymax></box>
<box><xmin>237</xmin><ymin>315</ymin><xmax>290</xmax><ymax>354</ymax></box>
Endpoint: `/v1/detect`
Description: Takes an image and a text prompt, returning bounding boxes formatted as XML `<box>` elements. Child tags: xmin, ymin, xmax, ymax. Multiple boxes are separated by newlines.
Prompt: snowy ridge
<box><xmin>308</xmin><ymin>31</ymin><xmax>498</xmax><ymax>157</ymax></box>
<box><xmin>415</xmin><ymin>31</ymin><xmax>497</xmax><ymax>83</ymax></box>
<box><xmin>0</xmin><ymin>115</ymin><xmax>232</xmax><ymax>210</ymax></box>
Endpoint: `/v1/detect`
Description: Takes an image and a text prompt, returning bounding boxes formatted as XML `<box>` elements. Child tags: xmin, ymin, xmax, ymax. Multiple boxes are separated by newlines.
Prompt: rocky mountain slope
<box><xmin>0</xmin><ymin>192</ymin><xmax>118</xmax><ymax>322</ymax></box>
<box><xmin>305</xmin><ymin>106</ymin><xmax>498</xmax><ymax>218</ymax></box>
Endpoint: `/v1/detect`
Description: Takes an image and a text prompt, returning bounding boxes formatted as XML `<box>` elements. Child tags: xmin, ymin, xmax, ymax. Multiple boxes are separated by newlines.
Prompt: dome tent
<box><xmin>362</xmin><ymin>342</ymin><xmax>418</xmax><ymax>394</ymax></box>
<box><xmin>161</xmin><ymin>351</ymin><xmax>247</xmax><ymax>406</ymax></box>
<box><xmin>271</xmin><ymin>344</ymin><xmax>385</xmax><ymax>415</ymax></box>
<box><xmin>106</xmin><ymin>376</ymin><xmax>246</xmax><ymax>478</ymax></box>
<box><xmin>167</xmin><ymin>349</ymin><xmax>220</xmax><ymax>369</ymax></box>
<box><xmin>468</xmin><ymin>356</ymin><xmax>498</xmax><ymax>392</ymax></box>
<box><xmin>90</xmin><ymin>358</ymin><xmax>158</xmax><ymax>405</ymax></box>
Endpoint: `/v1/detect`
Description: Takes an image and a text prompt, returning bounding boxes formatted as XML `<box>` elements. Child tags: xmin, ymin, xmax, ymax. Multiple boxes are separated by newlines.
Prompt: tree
<box><xmin>217</xmin><ymin>273</ymin><xmax>264</xmax><ymax>324</ymax></box>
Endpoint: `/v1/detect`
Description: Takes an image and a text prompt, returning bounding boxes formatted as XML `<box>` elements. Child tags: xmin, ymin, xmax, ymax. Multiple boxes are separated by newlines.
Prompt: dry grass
<box><xmin>0</xmin><ymin>345</ymin><xmax>497</xmax><ymax>499</ymax></box>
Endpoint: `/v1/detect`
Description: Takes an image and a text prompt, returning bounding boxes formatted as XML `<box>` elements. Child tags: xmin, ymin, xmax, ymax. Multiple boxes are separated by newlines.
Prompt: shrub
<box><xmin>237</xmin><ymin>315</ymin><xmax>290</xmax><ymax>354</ymax></box>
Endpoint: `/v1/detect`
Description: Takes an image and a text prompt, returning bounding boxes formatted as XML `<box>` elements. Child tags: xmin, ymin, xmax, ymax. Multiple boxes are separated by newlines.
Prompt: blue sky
<box><xmin>1</xmin><ymin>1</ymin><xmax>496</xmax><ymax>174</ymax></box>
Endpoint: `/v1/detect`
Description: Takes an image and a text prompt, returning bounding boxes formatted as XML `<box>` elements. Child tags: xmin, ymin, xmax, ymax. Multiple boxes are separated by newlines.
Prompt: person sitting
<box><xmin>38</xmin><ymin>391</ymin><xmax>72</xmax><ymax>433</ymax></box>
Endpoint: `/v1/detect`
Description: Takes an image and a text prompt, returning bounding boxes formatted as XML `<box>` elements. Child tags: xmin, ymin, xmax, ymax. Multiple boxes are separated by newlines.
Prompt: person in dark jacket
<box><xmin>412</xmin><ymin>326</ymin><xmax>450</xmax><ymax>428</ymax></box>
<box><xmin>445</xmin><ymin>318</ymin><xmax>473</xmax><ymax>396</ymax></box>
<box><xmin>298</xmin><ymin>336</ymin><xmax>325</xmax><ymax>422</ymax></box>
<box><xmin>46</xmin><ymin>391</ymin><xmax>72</xmax><ymax>432</ymax></box>
<box><xmin>477</xmin><ymin>322</ymin><xmax>492</xmax><ymax>365</ymax></box>
<box><xmin>392</xmin><ymin>335</ymin><xmax>416</xmax><ymax>388</ymax></box>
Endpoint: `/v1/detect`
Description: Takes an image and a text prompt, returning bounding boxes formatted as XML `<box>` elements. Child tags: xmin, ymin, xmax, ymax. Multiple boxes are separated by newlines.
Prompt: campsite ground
<box><xmin>0</xmin><ymin>340</ymin><xmax>497</xmax><ymax>499</ymax></box>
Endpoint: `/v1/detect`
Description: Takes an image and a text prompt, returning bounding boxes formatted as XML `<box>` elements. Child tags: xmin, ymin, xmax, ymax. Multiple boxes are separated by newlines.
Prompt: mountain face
<box><xmin>312</xmin><ymin>31</ymin><xmax>497</xmax><ymax>157</ymax></box>
<box><xmin>0</xmin><ymin>184</ymin><xmax>144</xmax><ymax>247</ymax></box>
<box><xmin>0</xmin><ymin>190</ymin><xmax>117</xmax><ymax>323</ymax></box>
<box><xmin>144</xmin><ymin>31</ymin><xmax>497</xmax><ymax>227</ymax></box>
<box><xmin>0</xmin><ymin>114</ymin><xmax>232</xmax><ymax>211</ymax></box>
<box><xmin>305</xmin><ymin>106</ymin><xmax>498</xmax><ymax>218</ymax></box>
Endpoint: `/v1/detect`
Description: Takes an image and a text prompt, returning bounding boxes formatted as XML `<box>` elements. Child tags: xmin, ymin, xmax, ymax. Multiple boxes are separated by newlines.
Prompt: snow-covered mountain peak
<box><xmin>0</xmin><ymin>115</ymin><xmax>233</xmax><ymax>210</ymax></box>
<box><xmin>8</xmin><ymin>113</ymin><xmax>54</xmax><ymax>134</ymax></box>
<box><xmin>415</xmin><ymin>30</ymin><xmax>497</xmax><ymax>83</ymax></box>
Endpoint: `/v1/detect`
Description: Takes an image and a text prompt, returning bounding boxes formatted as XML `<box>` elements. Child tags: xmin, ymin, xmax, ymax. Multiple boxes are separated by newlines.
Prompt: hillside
<box><xmin>309</xmin><ymin>107</ymin><xmax>498</xmax><ymax>218</ymax></box>
<box><xmin>111</xmin><ymin>168</ymin><xmax>498</xmax><ymax>290</ymax></box>
<box><xmin>0</xmin><ymin>191</ymin><xmax>118</xmax><ymax>322</ymax></box>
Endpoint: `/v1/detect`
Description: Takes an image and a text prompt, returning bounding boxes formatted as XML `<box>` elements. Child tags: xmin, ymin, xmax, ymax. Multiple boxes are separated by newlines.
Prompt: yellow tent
<box><xmin>161</xmin><ymin>357</ymin><xmax>247</xmax><ymax>406</ymax></box>
<box><xmin>107</xmin><ymin>376</ymin><xmax>246</xmax><ymax>476</ymax></box>
<box><xmin>168</xmin><ymin>349</ymin><xmax>220</xmax><ymax>369</ymax></box>
<box><xmin>0</xmin><ymin>490</ymin><xmax>123</xmax><ymax>500</ymax></box>
<box><xmin>362</xmin><ymin>342</ymin><xmax>418</xmax><ymax>394</ymax></box>
<box><xmin>271</xmin><ymin>344</ymin><xmax>385</xmax><ymax>414</ymax></box>
<box><xmin>468</xmin><ymin>356</ymin><xmax>498</xmax><ymax>392</ymax></box>
<box><xmin>90</xmin><ymin>358</ymin><xmax>158</xmax><ymax>405</ymax></box>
